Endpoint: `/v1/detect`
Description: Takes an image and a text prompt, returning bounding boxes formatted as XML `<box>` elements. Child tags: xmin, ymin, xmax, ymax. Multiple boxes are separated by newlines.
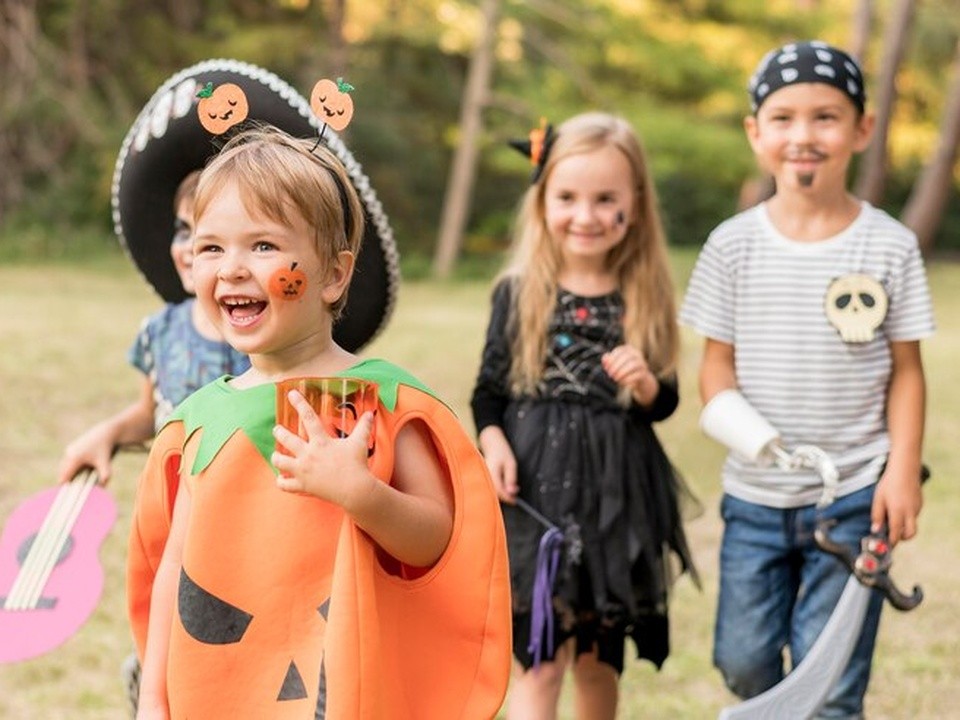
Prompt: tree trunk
<box><xmin>854</xmin><ymin>0</ymin><xmax>916</xmax><ymax>204</ymax></box>
<box><xmin>432</xmin><ymin>0</ymin><xmax>500</xmax><ymax>278</ymax></box>
<box><xmin>0</xmin><ymin>0</ymin><xmax>39</xmax><ymax>215</ymax></box>
<box><xmin>849</xmin><ymin>0</ymin><xmax>872</xmax><ymax>62</ymax></box>
<box><xmin>327</xmin><ymin>0</ymin><xmax>348</xmax><ymax>77</ymax></box>
<box><xmin>901</xmin><ymin>38</ymin><xmax>960</xmax><ymax>255</ymax></box>
<box><xmin>167</xmin><ymin>0</ymin><xmax>201</xmax><ymax>31</ymax></box>
<box><xmin>67</xmin><ymin>0</ymin><xmax>89</xmax><ymax>92</ymax></box>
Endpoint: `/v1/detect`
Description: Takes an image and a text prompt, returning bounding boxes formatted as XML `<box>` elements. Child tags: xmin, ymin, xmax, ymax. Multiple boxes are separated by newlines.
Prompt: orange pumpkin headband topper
<box><xmin>196</xmin><ymin>82</ymin><xmax>250</xmax><ymax>135</ymax></box>
<box><xmin>305</xmin><ymin>77</ymin><xmax>358</xmax><ymax>243</ymax></box>
<box><xmin>508</xmin><ymin>117</ymin><xmax>556</xmax><ymax>184</ymax></box>
<box><xmin>310</xmin><ymin>77</ymin><xmax>355</xmax><ymax>136</ymax></box>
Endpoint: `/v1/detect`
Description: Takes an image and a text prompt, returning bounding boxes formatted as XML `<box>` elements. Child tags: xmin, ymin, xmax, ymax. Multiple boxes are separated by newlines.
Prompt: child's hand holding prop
<box><xmin>702</xmin><ymin>389</ymin><xmax>924</xmax><ymax>719</ymax></box>
<box><xmin>0</xmin><ymin>469</ymin><xmax>116</xmax><ymax>662</ymax></box>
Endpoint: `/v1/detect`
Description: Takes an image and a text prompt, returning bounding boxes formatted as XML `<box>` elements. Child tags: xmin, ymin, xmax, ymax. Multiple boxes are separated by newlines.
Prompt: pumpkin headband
<box><xmin>508</xmin><ymin>117</ymin><xmax>556</xmax><ymax>184</ymax></box>
<box><xmin>195</xmin><ymin>75</ymin><xmax>358</xmax><ymax>243</ymax></box>
<box><xmin>112</xmin><ymin>59</ymin><xmax>400</xmax><ymax>352</ymax></box>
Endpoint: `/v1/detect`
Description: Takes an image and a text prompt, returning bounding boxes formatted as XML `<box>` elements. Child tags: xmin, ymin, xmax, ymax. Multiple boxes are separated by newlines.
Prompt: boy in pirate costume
<box><xmin>681</xmin><ymin>41</ymin><xmax>934</xmax><ymax>718</ymax></box>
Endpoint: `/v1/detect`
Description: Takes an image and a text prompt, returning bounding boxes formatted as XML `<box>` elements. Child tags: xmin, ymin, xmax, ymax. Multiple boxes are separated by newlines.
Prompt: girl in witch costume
<box><xmin>129</xmin><ymin>127</ymin><xmax>510</xmax><ymax>720</ymax></box>
<box><xmin>471</xmin><ymin>112</ymin><xmax>699</xmax><ymax>719</ymax></box>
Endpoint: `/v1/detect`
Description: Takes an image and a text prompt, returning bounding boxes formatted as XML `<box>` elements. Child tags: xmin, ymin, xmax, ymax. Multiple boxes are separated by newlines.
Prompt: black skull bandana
<box><xmin>748</xmin><ymin>40</ymin><xmax>866</xmax><ymax>115</ymax></box>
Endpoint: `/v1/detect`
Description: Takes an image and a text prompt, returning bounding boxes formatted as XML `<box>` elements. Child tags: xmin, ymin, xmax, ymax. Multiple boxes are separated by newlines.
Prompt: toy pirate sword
<box><xmin>718</xmin><ymin>522</ymin><xmax>922</xmax><ymax>720</ymax></box>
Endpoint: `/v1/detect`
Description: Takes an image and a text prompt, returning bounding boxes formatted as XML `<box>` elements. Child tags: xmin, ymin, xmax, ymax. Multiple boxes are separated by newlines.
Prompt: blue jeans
<box><xmin>713</xmin><ymin>485</ymin><xmax>884</xmax><ymax>720</ymax></box>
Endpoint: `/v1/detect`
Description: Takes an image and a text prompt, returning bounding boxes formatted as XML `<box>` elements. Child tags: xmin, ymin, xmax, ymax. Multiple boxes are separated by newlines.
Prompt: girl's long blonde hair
<box><xmin>502</xmin><ymin>112</ymin><xmax>679</xmax><ymax>395</ymax></box>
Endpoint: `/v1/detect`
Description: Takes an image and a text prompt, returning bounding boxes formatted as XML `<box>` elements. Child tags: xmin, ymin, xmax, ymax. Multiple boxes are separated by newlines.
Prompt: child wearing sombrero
<box><xmin>57</xmin><ymin>170</ymin><xmax>249</xmax><ymax>487</ymax></box>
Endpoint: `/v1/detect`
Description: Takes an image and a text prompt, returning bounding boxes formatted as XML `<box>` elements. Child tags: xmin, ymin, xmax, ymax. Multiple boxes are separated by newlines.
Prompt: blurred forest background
<box><xmin>1</xmin><ymin>0</ymin><xmax>959</xmax><ymax>275</ymax></box>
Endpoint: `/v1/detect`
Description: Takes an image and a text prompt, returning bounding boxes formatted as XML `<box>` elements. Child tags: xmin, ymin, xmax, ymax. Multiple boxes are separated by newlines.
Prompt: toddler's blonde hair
<box><xmin>194</xmin><ymin>125</ymin><xmax>364</xmax><ymax>317</ymax></box>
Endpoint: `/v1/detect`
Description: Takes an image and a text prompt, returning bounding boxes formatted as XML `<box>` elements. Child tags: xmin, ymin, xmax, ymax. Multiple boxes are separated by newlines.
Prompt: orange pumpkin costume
<box><xmin>127</xmin><ymin>359</ymin><xmax>511</xmax><ymax>719</ymax></box>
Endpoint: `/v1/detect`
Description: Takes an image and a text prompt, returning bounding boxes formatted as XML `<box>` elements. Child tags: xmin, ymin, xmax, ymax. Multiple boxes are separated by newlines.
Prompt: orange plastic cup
<box><xmin>275</xmin><ymin>377</ymin><xmax>378</xmax><ymax>456</ymax></box>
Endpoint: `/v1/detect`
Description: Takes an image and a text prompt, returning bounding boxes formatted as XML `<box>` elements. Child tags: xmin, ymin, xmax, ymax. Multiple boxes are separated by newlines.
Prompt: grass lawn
<box><xmin>0</xmin><ymin>251</ymin><xmax>957</xmax><ymax>718</ymax></box>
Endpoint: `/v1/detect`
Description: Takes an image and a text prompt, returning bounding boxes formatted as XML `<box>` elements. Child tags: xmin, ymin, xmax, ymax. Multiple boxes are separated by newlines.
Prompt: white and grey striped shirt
<box><xmin>681</xmin><ymin>202</ymin><xmax>935</xmax><ymax>508</ymax></box>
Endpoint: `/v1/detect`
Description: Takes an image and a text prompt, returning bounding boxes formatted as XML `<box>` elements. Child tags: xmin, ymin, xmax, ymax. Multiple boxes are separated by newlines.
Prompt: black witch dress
<box><xmin>471</xmin><ymin>279</ymin><xmax>699</xmax><ymax>674</ymax></box>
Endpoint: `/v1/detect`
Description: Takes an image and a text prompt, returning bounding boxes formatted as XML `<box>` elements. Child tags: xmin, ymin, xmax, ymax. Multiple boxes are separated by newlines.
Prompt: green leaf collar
<box><xmin>165</xmin><ymin>359</ymin><xmax>438</xmax><ymax>475</ymax></box>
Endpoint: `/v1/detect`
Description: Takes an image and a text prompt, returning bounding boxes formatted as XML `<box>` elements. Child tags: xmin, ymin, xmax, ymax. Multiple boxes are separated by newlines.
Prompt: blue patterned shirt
<box><xmin>128</xmin><ymin>299</ymin><xmax>250</xmax><ymax>429</ymax></box>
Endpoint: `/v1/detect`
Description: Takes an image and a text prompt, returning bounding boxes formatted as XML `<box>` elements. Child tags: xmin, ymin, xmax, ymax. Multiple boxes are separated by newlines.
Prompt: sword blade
<box><xmin>718</xmin><ymin>577</ymin><xmax>870</xmax><ymax>720</ymax></box>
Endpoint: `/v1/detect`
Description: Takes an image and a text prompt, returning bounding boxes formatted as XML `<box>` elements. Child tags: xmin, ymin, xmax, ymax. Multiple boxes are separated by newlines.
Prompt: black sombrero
<box><xmin>111</xmin><ymin>59</ymin><xmax>400</xmax><ymax>352</ymax></box>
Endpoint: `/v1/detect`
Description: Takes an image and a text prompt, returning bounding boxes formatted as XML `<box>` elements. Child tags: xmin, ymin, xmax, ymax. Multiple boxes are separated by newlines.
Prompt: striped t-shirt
<box><xmin>680</xmin><ymin>202</ymin><xmax>935</xmax><ymax>508</ymax></box>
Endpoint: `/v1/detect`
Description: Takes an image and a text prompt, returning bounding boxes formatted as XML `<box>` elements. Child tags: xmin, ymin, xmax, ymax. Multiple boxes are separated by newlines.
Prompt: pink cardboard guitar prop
<box><xmin>0</xmin><ymin>469</ymin><xmax>116</xmax><ymax>663</ymax></box>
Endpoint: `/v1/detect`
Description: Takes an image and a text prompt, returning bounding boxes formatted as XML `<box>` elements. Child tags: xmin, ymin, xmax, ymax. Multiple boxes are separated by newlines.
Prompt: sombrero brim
<box><xmin>111</xmin><ymin>59</ymin><xmax>399</xmax><ymax>353</ymax></box>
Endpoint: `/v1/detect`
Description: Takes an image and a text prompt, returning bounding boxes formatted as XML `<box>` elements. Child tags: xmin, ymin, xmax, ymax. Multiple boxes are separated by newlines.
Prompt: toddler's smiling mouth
<box><xmin>221</xmin><ymin>296</ymin><xmax>267</xmax><ymax>326</ymax></box>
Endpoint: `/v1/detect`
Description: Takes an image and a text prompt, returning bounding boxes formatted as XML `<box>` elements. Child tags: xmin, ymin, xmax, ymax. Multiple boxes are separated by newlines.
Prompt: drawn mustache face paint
<box><xmin>790</xmin><ymin>149</ymin><xmax>826</xmax><ymax>188</ymax></box>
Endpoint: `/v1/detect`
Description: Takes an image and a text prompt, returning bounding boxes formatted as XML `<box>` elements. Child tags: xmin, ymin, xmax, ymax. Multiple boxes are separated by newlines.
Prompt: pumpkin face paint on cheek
<box><xmin>268</xmin><ymin>262</ymin><xmax>308</xmax><ymax>301</ymax></box>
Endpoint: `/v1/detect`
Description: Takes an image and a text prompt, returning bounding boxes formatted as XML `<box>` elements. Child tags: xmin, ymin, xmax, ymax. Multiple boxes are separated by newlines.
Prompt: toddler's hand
<box><xmin>272</xmin><ymin>389</ymin><xmax>376</xmax><ymax>508</ymax></box>
<box><xmin>602</xmin><ymin>344</ymin><xmax>657</xmax><ymax>406</ymax></box>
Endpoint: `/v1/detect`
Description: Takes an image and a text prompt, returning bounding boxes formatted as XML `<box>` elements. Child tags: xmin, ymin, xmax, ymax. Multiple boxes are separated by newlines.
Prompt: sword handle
<box><xmin>814</xmin><ymin>520</ymin><xmax>923</xmax><ymax>612</ymax></box>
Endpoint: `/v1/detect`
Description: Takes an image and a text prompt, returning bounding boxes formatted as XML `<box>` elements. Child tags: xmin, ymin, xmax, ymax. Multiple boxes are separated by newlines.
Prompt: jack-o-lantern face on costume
<box><xmin>197</xmin><ymin>82</ymin><xmax>249</xmax><ymax>135</ymax></box>
<box><xmin>268</xmin><ymin>262</ymin><xmax>308</xmax><ymax>300</ymax></box>
<box><xmin>310</xmin><ymin>78</ymin><xmax>354</xmax><ymax>132</ymax></box>
<box><xmin>166</xmin><ymin>429</ymin><xmax>344</xmax><ymax>717</ymax></box>
<box><xmin>178</xmin><ymin>566</ymin><xmax>331</xmax><ymax>708</ymax></box>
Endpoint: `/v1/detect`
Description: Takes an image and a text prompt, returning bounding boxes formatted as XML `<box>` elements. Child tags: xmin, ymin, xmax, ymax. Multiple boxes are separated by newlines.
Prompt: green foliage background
<box><xmin>1</xmin><ymin>0</ymin><xmax>958</xmax><ymax>266</ymax></box>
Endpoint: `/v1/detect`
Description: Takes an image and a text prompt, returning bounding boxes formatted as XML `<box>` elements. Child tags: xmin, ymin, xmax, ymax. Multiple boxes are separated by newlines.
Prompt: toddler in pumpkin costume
<box><xmin>127</xmin><ymin>127</ymin><xmax>511</xmax><ymax>719</ymax></box>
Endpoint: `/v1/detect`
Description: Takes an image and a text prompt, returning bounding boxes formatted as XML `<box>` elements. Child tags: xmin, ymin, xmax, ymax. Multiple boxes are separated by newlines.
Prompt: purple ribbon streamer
<box><xmin>527</xmin><ymin>526</ymin><xmax>564</xmax><ymax>666</ymax></box>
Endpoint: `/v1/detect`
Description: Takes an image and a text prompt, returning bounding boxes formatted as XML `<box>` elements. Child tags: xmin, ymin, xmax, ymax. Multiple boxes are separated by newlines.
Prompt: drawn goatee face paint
<box><xmin>798</xmin><ymin>172</ymin><xmax>815</xmax><ymax>187</ymax></box>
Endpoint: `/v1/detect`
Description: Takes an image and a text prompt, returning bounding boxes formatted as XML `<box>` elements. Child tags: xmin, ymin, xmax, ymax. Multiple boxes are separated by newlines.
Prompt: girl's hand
<box><xmin>871</xmin><ymin>464</ymin><xmax>923</xmax><ymax>546</ymax></box>
<box><xmin>272</xmin><ymin>390</ymin><xmax>377</xmax><ymax>509</ymax></box>
<box><xmin>602</xmin><ymin>344</ymin><xmax>658</xmax><ymax>407</ymax></box>
<box><xmin>478</xmin><ymin>425</ymin><xmax>519</xmax><ymax>503</ymax></box>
